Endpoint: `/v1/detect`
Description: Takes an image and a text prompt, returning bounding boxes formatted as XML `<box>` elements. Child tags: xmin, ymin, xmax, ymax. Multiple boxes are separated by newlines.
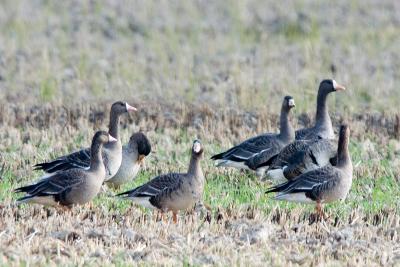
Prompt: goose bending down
<box><xmin>15</xmin><ymin>131</ymin><xmax>116</xmax><ymax>207</ymax></box>
<box><xmin>296</xmin><ymin>79</ymin><xmax>346</xmax><ymax>140</ymax></box>
<box><xmin>117</xmin><ymin>140</ymin><xmax>205</xmax><ymax>223</ymax></box>
<box><xmin>34</xmin><ymin>101</ymin><xmax>136</xmax><ymax>181</ymax></box>
<box><xmin>266</xmin><ymin>125</ymin><xmax>352</xmax><ymax>219</ymax></box>
<box><xmin>106</xmin><ymin>132</ymin><xmax>152</xmax><ymax>188</ymax></box>
<box><xmin>266</xmin><ymin>138</ymin><xmax>337</xmax><ymax>181</ymax></box>
<box><xmin>211</xmin><ymin>96</ymin><xmax>295</xmax><ymax>175</ymax></box>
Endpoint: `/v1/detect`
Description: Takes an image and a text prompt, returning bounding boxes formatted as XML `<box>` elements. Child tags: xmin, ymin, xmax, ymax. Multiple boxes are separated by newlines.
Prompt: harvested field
<box><xmin>0</xmin><ymin>103</ymin><xmax>400</xmax><ymax>266</ymax></box>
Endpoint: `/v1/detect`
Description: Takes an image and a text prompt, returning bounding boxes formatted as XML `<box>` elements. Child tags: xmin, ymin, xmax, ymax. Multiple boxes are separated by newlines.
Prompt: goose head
<box><xmin>319</xmin><ymin>79</ymin><xmax>346</xmax><ymax>94</ymax></box>
<box><xmin>283</xmin><ymin>96</ymin><xmax>296</xmax><ymax>111</ymax></box>
<box><xmin>93</xmin><ymin>131</ymin><xmax>117</xmax><ymax>145</ymax></box>
<box><xmin>192</xmin><ymin>140</ymin><xmax>204</xmax><ymax>158</ymax></box>
<box><xmin>128</xmin><ymin>132</ymin><xmax>152</xmax><ymax>165</ymax></box>
<box><xmin>111</xmin><ymin>101</ymin><xmax>137</xmax><ymax>115</ymax></box>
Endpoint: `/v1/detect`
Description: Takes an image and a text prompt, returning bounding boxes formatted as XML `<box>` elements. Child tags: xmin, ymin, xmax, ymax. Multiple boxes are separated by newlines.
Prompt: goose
<box><xmin>266</xmin><ymin>138</ymin><xmax>337</xmax><ymax>181</ymax></box>
<box><xmin>266</xmin><ymin>125</ymin><xmax>352</xmax><ymax>219</ymax></box>
<box><xmin>15</xmin><ymin>131</ymin><xmax>116</xmax><ymax>207</ymax></box>
<box><xmin>117</xmin><ymin>140</ymin><xmax>204</xmax><ymax>223</ymax></box>
<box><xmin>211</xmin><ymin>96</ymin><xmax>295</xmax><ymax>175</ymax></box>
<box><xmin>295</xmin><ymin>79</ymin><xmax>346</xmax><ymax>140</ymax></box>
<box><xmin>106</xmin><ymin>132</ymin><xmax>152</xmax><ymax>189</ymax></box>
<box><xmin>34</xmin><ymin>101</ymin><xmax>136</xmax><ymax>181</ymax></box>
<box><xmin>265</xmin><ymin>139</ymin><xmax>315</xmax><ymax>181</ymax></box>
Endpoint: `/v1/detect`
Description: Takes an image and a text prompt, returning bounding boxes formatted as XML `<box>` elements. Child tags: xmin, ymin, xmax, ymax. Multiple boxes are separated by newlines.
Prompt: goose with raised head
<box><xmin>117</xmin><ymin>140</ymin><xmax>204</xmax><ymax>223</ymax></box>
<box><xmin>15</xmin><ymin>131</ymin><xmax>116</xmax><ymax>207</ymax></box>
<box><xmin>296</xmin><ymin>79</ymin><xmax>346</xmax><ymax>140</ymax></box>
<box><xmin>34</xmin><ymin>101</ymin><xmax>136</xmax><ymax>181</ymax></box>
<box><xmin>266</xmin><ymin>125</ymin><xmax>352</xmax><ymax>219</ymax></box>
<box><xmin>211</xmin><ymin>96</ymin><xmax>296</xmax><ymax>174</ymax></box>
<box><xmin>106</xmin><ymin>132</ymin><xmax>151</xmax><ymax>189</ymax></box>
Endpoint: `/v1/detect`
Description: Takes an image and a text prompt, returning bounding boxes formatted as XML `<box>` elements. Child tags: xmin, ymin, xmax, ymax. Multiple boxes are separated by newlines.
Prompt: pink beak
<box><xmin>125</xmin><ymin>103</ymin><xmax>137</xmax><ymax>112</ymax></box>
<box><xmin>108</xmin><ymin>135</ymin><xmax>118</xmax><ymax>142</ymax></box>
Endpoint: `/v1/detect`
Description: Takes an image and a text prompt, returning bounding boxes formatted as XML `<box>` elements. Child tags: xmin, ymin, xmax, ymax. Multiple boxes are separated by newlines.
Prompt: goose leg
<box><xmin>86</xmin><ymin>202</ymin><xmax>94</xmax><ymax>210</ymax></box>
<box><xmin>315</xmin><ymin>201</ymin><xmax>328</xmax><ymax>220</ymax></box>
<box><xmin>58</xmin><ymin>205</ymin><xmax>72</xmax><ymax>213</ymax></box>
<box><xmin>156</xmin><ymin>211</ymin><xmax>165</xmax><ymax>222</ymax></box>
<box><xmin>172</xmin><ymin>211</ymin><xmax>178</xmax><ymax>224</ymax></box>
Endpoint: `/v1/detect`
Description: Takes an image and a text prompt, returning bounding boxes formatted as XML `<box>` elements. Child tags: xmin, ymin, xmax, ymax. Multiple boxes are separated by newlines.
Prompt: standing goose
<box><xmin>34</xmin><ymin>101</ymin><xmax>136</xmax><ymax>181</ymax></box>
<box><xmin>266</xmin><ymin>125</ymin><xmax>352</xmax><ymax>219</ymax></box>
<box><xmin>267</xmin><ymin>138</ymin><xmax>337</xmax><ymax>181</ymax></box>
<box><xmin>15</xmin><ymin>131</ymin><xmax>116</xmax><ymax>207</ymax></box>
<box><xmin>106</xmin><ymin>132</ymin><xmax>152</xmax><ymax>189</ymax></box>
<box><xmin>211</xmin><ymin>96</ymin><xmax>296</xmax><ymax>174</ymax></box>
<box><xmin>117</xmin><ymin>140</ymin><xmax>204</xmax><ymax>223</ymax></box>
<box><xmin>296</xmin><ymin>79</ymin><xmax>346</xmax><ymax>140</ymax></box>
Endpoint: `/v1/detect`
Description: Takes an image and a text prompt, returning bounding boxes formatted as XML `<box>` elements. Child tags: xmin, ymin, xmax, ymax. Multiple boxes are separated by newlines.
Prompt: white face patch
<box><xmin>288</xmin><ymin>99</ymin><xmax>295</xmax><ymax>107</ymax></box>
<box><xmin>193</xmin><ymin>142</ymin><xmax>201</xmax><ymax>153</ymax></box>
<box><xmin>332</xmin><ymin>79</ymin><xmax>338</xmax><ymax>89</ymax></box>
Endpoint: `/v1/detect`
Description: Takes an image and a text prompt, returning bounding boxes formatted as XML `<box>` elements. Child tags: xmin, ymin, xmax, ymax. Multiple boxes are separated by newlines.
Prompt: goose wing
<box><xmin>211</xmin><ymin>134</ymin><xmax>278</xmax><ymax>163</ymax></box>
<box><xmin>15</xmin><ymin>170</ymin><xmax>84</xmax><ymax>198</ymax></box>
<box><xmin>266</xmin><ymin>166</ymin><xmax>340</xmax><ymax>200</ymax></box>
<box><xmin>34</xmin><ymin>148</ymin><xmax>91</xmax><ymax>173</ymax></box>
<box><xmin>116</xmin><ymin>173</ymin><xmax>183</xmax><ymax>198</ymax></box>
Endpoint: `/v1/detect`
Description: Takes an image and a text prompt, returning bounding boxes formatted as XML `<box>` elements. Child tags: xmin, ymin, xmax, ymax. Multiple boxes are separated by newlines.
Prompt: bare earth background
<box><xmin>0</xmin><ymin>0</ymin><xmax>400</xmax><ymax>266</ymax></box>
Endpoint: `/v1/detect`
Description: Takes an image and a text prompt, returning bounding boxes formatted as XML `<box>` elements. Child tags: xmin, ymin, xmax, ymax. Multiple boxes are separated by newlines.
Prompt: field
<box><xmin>1</xmin><ymin>0</ymin><xmax>400</xmax><ymax>266</ymax></box>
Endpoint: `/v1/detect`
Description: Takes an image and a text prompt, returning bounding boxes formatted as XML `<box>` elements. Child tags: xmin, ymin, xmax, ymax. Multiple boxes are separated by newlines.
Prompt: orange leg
<box><xmin>315</xmin><ymin>201</ymin><xmax>328</xmax><ymax>220</ymax></box>
<box><xmin>58</xmin><ymin>205</ymin><xmax>72</xmax><ymax>213</ymax></box>
<box><xmin>172</xmin><ymin>211</ymin><xmax>178</xmax><ymax>224</ymax></box>
<box><xmin>86</xmin><ymin>202</ymin><xmax>94</xmax><ymax>210</ymax></box>
<box><xmin>156</xmin><ymin>211</ymin><xmax>165</xmax><ymax>222</ymax></box>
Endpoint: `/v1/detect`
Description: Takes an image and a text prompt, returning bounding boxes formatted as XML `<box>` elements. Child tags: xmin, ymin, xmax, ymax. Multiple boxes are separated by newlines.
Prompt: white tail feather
<box><xmin>274</xmin><ymin>193</ymin><xmax>314</xmax><ymax>203</ymax></box>
<box><xmin>215</xmin><ymin>160</ymin><xmax>250</xmax><ymax>170</ymax></box>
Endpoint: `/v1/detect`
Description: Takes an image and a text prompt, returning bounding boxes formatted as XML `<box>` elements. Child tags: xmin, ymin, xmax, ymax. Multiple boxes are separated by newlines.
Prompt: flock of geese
<box><xmin>14</xmin><ymin>79</ymin><xmax>352</xmax><ymax>222</ymax></box>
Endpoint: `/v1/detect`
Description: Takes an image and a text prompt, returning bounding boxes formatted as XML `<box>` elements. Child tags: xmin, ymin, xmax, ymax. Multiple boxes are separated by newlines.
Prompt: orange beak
<box><xmin>137</xmin><ymin>155</ymin><xmax>145</xmax><ymax>166</ymax></box>
<box><xmin>333</xmin><ymin>81</ymin><xmax>346</xmax><ymax>91</ymax></box>
<box><xmin>126</xmin><ymin>103</ymin><xmax>137</xmax><ymax>112</ymax></box>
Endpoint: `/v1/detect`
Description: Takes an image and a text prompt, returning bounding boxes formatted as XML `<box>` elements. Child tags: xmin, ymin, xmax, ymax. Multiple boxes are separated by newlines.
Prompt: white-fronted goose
<box><xmin>267</xmin><ymin>138</ymin><xmax>337</xmax><ymax>181</ymax></box>
<box><xmin>106</xmin><ymin>132</ymin><xmax>151</xmax><ymax>188</ymax></box>
<box><xmin>296</xmin><ymin>79</ymin><xmax>346</xmax><ymax>140</ymax></box>
<box><xmin>34</xmin><ymin>101</ymin><xmax>136</xmax><ymax>181</ymax></box>
<box><xmin>266</xmin><ymin>125</ymin><xmax>352</xmax><ymax>219</ymax></box>
<box><xmin>211</xmin><ymin>96</ymin><xmax>296</xmax><ymax>174</ymax></box>
<box><xmin>15</xmin><ymin>131</ymin><xmax>116</xmax><ymax>207</ymax></box>
<box><xmin>117</xmin><ymin>140</ymin><xmax>204</xmax><ymax>223</ymax></box>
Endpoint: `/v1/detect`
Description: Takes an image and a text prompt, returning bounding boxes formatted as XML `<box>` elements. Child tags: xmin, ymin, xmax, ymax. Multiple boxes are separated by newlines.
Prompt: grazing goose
<box><xmin>211</xmin><ymin>96</ymin><xmax>295</xmax><ymax>174</ymax></box>
<box><xmin>15</xmin><ymin>131</ymin><xmax>116</xmax><ymax>207</ymax></box>
<box><xmin>296</xmin><ymin>79</ymin><xmax>346</xmax><ymax>140</ymax></box>
<box><xmin>265</xmin><ymin>139</ymin><xmax>315</xmax><ymax>181</ymax></box>
<box><xmin>117</xmin><ymin>140</ymin><xmax>204</xmax><ymax>223</ymax></box>
<box><xmin>266</xmin><ymin>125</ymin><xmax>352</xmax><ymax>219</ymax></box>
<box><xmin>34</xmin><ymin>101</ymin><xmax>136</xmax><ymax>181</ymax></box>
<box><xmin>267</xmin><ymin>138</ymin><xmax>337</xmax><ymax>181</ymax></box>
<box><xmin>106</xmin><ymin>132</ymin><xmax>152</xmax><ymax>189</ymax></box>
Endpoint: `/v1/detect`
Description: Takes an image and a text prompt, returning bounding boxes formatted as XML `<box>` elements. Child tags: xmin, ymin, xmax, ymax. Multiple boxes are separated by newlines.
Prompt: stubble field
<box><xmin>0</xmin><ymin>0</ymin><xmax>400</xmax><ymax>266</ymax></box>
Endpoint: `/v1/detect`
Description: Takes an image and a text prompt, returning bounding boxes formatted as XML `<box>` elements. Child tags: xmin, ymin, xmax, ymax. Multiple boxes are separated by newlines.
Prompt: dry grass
<box><xmin>0</xmin><ymin>102</ymin><xmax>400</xmax><ymax>266</ymax></box>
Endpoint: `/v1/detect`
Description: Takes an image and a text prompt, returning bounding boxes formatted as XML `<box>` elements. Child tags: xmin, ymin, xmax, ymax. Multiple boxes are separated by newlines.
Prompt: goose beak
<box><xmin>333</xmin><ymin>80</ymin><xmax>346</xmax><ymax>91</ymax></box>
<box><xmin>288</xmin><ymin>99</ymin><xmax>296</xmax><ymax>107</ymax></box>
<box><xmin>108</xmin><ymin>135</ymin><xmax>118</xmax><ymax>142</ymax></box>
<box><xmin>137</xmin><ymin>155</ymin><xmax>145</xmax><ymax>166</ymax></box>
<box><xmin>126</xmin><ymin>103</ymin><xmax>137</xmax><ymax>112</ymax></box>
